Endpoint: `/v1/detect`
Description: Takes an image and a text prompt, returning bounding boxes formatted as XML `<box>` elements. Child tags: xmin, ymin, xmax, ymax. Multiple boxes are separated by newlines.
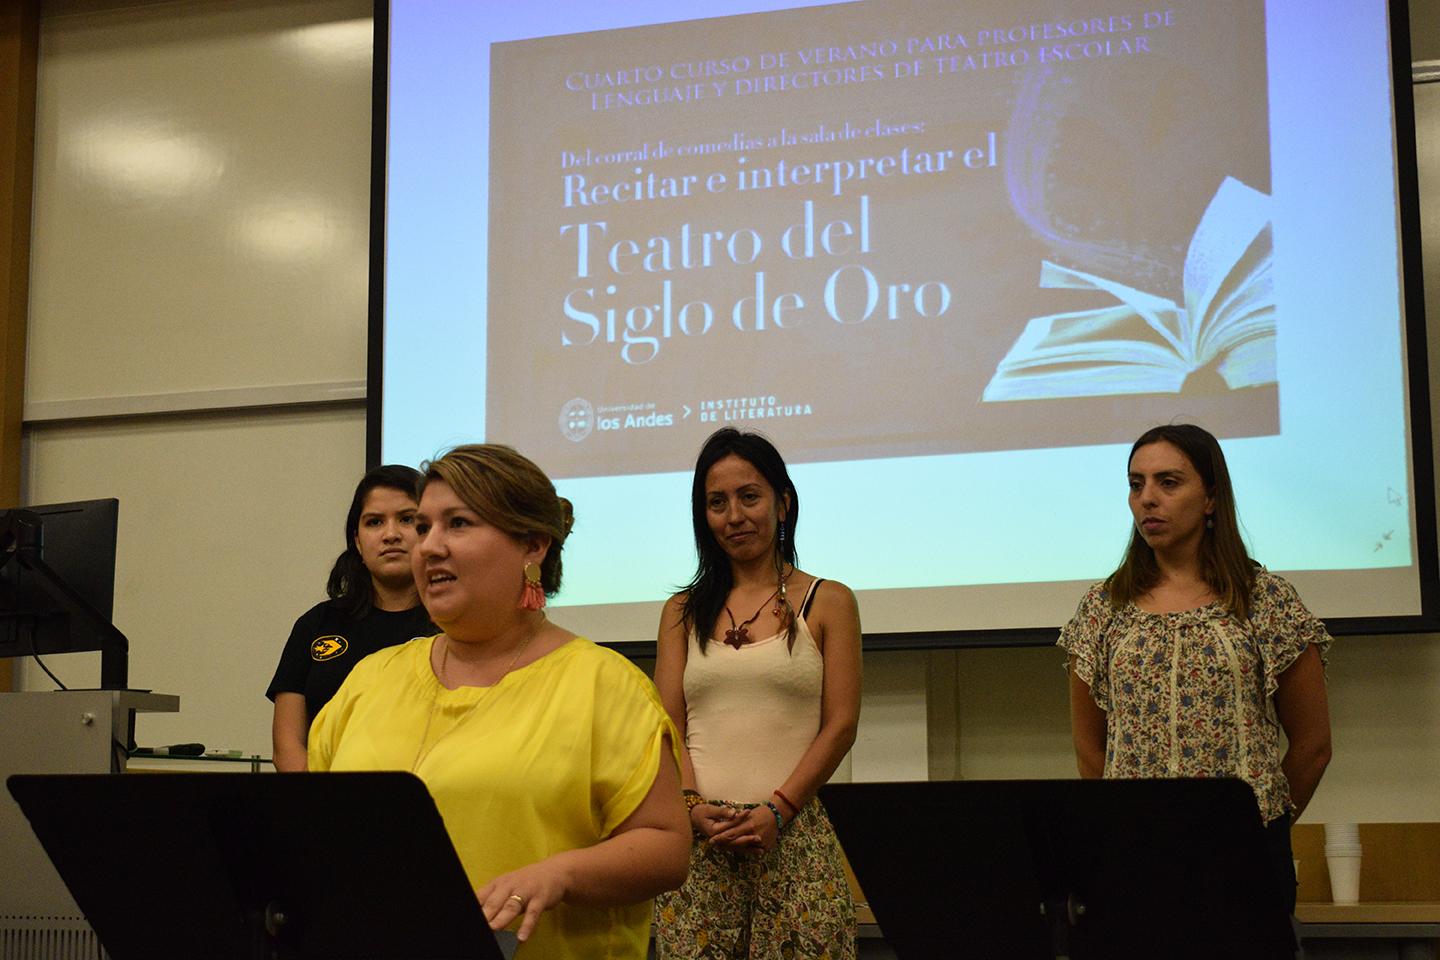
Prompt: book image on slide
<box><xmin>984</xmin><ymin>176</ymin><xmax>1275</xmax><ymax>401</ymax></box>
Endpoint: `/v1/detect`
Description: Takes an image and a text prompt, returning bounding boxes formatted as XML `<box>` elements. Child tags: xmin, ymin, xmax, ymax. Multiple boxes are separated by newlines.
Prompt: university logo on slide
<box><xmin>558</xmin><ymin>397</ymin><xmax>594</xmax><ymax>442</ymax></box>
<box><xmin>310</xmin><ymin>635</ymin><xmax>348</xmax><ymax>661</ymax></box>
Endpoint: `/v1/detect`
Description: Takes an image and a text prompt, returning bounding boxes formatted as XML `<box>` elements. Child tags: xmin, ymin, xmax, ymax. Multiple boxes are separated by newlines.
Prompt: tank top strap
<box><xmin>798</xmin><ymin>578</ymin><xmax>826</xmax><ymax>620</ymax></box>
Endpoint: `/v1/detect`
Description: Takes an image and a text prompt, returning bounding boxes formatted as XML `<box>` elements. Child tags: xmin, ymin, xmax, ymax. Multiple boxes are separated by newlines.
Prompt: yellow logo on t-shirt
<box><xmin>311</xmin><ymin>635</ymin><xmax>348</xmax><ymax>661</ymax></box>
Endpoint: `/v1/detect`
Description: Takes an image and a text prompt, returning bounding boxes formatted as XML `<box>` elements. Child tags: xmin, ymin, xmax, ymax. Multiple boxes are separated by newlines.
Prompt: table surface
<box><xmin>854</xmin><ymin>902</ymin><xmax>1440</xmax><ymax>936</ymax></box>
<box><xmin>1297</xmin><ymin>902</ymin><xmax>1440</xmax><ymax>924</ymax></box>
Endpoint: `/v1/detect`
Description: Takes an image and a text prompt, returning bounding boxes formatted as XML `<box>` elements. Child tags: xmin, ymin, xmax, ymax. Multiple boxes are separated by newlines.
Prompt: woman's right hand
<box><xmin>477</xmin><ymin>856</ymin><xmax>571</xmax><ymax>943</ymax></box>
<box><xmin>690</xmin><ymin>802</ymin><xmax>742</xmax><ymax>842</ymax></box>
<box><xmin>705</xmin><ymin>805</ymin><xmax>775</xmax><ymax>853</ymax></box>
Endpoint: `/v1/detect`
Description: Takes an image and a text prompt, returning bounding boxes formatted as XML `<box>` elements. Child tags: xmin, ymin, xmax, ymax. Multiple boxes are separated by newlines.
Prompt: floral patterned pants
<box><xmin>654</xmin><ymin>800</ymin><xmax>856</xmax><ymax>959</ymax></box>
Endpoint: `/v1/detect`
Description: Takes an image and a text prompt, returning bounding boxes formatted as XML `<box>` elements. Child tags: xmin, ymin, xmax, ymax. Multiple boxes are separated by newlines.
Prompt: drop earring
<box><xmin>1206</xmin><ymin>515</ymin><xmax>1214</xmax><ymax>530</ymax></box>
<box><xmin>774</xmin><ymin>522</ymin><xmax>789</xmax><ymax>617</ymax></box>
<box><xmin>519</xmin><ymin>560</ymin><xmax>546</xmax><ymax>611</ymax></box>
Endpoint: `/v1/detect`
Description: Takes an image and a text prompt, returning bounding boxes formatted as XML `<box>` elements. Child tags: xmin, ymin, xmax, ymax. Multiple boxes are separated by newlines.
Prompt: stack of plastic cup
<box><xmin>1324</xmin><ymin>823</ymin><xmax>1363</xmax><ymax>904</ymax></box>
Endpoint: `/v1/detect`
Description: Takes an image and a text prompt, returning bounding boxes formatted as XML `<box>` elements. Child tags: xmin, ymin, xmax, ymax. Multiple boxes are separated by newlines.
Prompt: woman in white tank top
<box><xmin>653</xmin><ymin>428</ymin><xmax>862</xmax><ymax>959</ymax></box>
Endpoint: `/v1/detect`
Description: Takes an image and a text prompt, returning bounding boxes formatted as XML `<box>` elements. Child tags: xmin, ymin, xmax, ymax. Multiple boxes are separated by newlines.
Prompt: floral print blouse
<box><xmin>1058</xmin><ymin>570</ymin><xmax>1331</xmax><ymax>822</ymax></box>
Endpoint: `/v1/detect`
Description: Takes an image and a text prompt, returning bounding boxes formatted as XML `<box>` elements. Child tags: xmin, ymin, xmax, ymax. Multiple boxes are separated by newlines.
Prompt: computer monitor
<box><xmin>0</xmin><ymin>499</ymin><xmax>128</xmax><ymax>690</ymax></box>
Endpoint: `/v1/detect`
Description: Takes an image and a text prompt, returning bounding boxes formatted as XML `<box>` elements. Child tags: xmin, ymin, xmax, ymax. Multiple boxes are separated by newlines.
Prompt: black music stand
<box><xmin>7</xmin><ymin>772</ymin><xmax>506</xmax><ymax>960</ymax></box>
<box><xmin>820</xmin><ymin>778</ymin><xmax>1295</xmax><ymax>960</ymax></box>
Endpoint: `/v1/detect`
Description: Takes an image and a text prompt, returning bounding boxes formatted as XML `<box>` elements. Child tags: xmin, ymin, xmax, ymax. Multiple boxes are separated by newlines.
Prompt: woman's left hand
<box><xmin>708</xmin><ymin>805</ymin><xmax>779</xmax><ymax>854</ymax></box>
<box><xmin>477</xmin><ymin>857</ymin><xmax>571</xmax><ymax>943</ymax></box>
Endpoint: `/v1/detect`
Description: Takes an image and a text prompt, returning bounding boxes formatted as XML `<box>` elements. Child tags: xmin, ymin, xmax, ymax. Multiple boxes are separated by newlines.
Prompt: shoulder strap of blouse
<box><xmin>799</xmin><ymin>578</ymin><xmax>826</xmax><ymax>620</ymax></box>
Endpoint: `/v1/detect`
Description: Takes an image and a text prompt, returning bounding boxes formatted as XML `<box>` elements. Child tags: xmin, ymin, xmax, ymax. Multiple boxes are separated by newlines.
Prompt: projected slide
<box><xmin>486</xmin><ymin>4</ymin><xmax>1275</xmax><ymax>476</ymax></box>
<box><xmin>380</xmin><ymin>0</ymin><xmax>1426</xmax><ymax>637</ymax></box>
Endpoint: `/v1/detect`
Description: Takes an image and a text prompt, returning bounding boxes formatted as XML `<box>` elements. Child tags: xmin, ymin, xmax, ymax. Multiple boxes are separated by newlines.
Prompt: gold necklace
<box><xmin>410</xmin><ymin>624</ymin><xmax>538</xmax><ymax>772</ymax></box>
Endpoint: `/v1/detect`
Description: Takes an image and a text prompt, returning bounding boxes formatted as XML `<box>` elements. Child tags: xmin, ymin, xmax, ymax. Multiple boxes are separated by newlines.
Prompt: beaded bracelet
<box><xmin>683</xmin><ymin>790</ymin><xmax>706</xmax><ymax>811</ymax></box>
<box><xmin>764</xmin><ymin>800</ymin><xmax>785</xmax><ymax>833</ymax></box>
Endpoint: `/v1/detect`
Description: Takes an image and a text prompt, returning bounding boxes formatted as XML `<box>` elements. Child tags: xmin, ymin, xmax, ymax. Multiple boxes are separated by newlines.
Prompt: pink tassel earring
<box><xmin>520</xmin><ymin>560</ymin><xmax>546</xmax><ymax>611</ymax></box>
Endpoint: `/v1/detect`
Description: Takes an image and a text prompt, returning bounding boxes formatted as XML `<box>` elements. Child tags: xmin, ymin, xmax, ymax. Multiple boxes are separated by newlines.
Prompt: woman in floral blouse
<box><xmin>1059</xmin><ymin>423</ymin><xmax>1332</xmax><ymax>914</ymax></box>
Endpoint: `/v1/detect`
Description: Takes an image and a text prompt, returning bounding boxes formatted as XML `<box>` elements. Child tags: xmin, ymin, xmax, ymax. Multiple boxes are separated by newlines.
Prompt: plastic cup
<box><xmin>1324</xmin><ymin>822</ymin><xmax>1360</xmax><ymax>845</ymax></box>
<box><xmin>1327</xmin><ymin>851</ymin><xmax>1362</xmax><ymax>904</ymax></box>
<box><xmin>1323</xmin><ymin>823</ymin><xmax>1363</xmax><ymax>903</ymax></box>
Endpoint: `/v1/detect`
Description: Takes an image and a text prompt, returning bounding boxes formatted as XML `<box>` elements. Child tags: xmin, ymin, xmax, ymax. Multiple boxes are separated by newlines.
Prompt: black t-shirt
<box><xmin>266</xmin><ymin>600</ymin><xmax>436</xmax><ymax>721</ymax></box>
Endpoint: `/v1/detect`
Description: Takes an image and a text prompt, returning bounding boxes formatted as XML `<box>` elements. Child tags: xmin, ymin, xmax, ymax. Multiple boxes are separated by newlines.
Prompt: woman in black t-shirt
<box><xmin>266</xmin><ymin>465</ymin><xmax>435</xmax><ymax>771</ymax></box>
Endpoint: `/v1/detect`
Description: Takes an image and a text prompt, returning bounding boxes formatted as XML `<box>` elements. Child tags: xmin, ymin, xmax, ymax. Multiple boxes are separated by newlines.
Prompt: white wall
<box><xmin>18</xmin><ymin>0</ymin><xmax>372</xmax><ymax>758</ymax></box>
<box><xmin>14</xmin><ymin>0</ymin><xmax>1440</xmax><ymax>822</ymax></box>
<box><xmin>22</xmin><ymin>408</ymin><xmax>365</xmax><ymax>751</ymax></box>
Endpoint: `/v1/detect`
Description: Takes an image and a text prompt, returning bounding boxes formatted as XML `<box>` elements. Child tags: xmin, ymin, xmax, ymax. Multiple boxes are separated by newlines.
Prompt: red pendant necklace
<box><xmin>723</xmin><ymin>588</ymin><xmax>778</xmax><ymax>648</ymax></box>
<box><xmin>722</xmin><ymin>568</ymin><xmax>792</xmax><ymax>649</ymax></box>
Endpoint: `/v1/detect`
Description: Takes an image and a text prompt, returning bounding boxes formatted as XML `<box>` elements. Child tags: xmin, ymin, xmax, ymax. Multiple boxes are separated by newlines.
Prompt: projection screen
<box><xmin>371</xmin><ymin>0</ymin><xmax>1438</xmax><ymax>644</ymax></box>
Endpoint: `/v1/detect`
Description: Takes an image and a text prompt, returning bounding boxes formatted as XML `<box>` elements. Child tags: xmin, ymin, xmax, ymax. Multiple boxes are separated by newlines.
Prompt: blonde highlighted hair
<box><xmin>420</xmin><ymin>444</ymin><xmax>574</xmax><ymax>596</ymax></box>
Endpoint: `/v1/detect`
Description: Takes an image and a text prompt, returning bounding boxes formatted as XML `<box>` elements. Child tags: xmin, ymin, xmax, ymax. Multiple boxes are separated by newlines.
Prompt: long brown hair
<box><xmin>680</xmin><ymin>428</ymin><xmax>799</xmax><ymax>653</ymax></box>
<box><xmin>1106</xmin><ymin>424</ymin><xmax>1258</xmax><ymax>620</ymax></box>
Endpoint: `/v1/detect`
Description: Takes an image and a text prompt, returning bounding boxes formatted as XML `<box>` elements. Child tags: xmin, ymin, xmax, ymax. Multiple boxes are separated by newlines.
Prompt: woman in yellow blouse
<box><xmin>310</xmin><ymin>444</ymin><xmax>690</xmax><ymax>958</ymax></box>
<box><xmin>1060</xmin><ymin>423</ymin><xmax>1332</xmax><ymax>915</ymax></box>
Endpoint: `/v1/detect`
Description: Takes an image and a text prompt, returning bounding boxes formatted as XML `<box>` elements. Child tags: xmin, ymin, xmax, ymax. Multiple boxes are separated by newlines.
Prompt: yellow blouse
<box><xmin>309</xmin><ymin>635</ymin><xmax>681</xmax><ymax>960</ymax></box>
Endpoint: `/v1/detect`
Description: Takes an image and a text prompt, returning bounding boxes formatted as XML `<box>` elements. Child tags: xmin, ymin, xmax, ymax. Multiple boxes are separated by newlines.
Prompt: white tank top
<box><xmin>683</xmin><ymin>579</ymin><xmax>825</xmax><ymax>804</ymax></box>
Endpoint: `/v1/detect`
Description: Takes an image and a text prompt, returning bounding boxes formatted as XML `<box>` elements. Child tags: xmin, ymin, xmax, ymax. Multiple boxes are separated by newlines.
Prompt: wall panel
<box><xmin>20</xmin><ymin>405</ymin><xmax>365</xmax><ymax>753</ymax></box>
<box><xmin>26</xmin><ymin>0</ymin><xmax>371</xmax><ymax>408</ymax></box>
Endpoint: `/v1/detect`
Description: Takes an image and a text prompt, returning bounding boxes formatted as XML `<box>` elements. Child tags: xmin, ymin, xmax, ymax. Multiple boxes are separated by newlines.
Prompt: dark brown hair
<box><xmin>327</xmin><ymin>464</ymin><xmax>423</xmax><ymax>618</ymax></box>
<box><xmin>680</xmin><ymin>428</ymin><xmax>799</xmax><ymax>653</ymax></box>
<box><xmin>1106</xmin><ymin>424</ymin><xmax>1257</xmax><ymax>620</ymax></box>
